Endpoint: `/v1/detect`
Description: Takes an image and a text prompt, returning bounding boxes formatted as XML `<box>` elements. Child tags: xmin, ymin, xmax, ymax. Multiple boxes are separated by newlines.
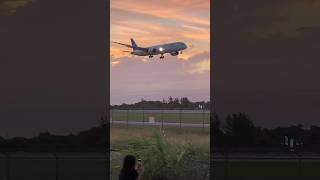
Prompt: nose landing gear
<box><xmin>160</xmin><ymin>54</ymin><xmax>164</xmax><ymax>59</ymax></box>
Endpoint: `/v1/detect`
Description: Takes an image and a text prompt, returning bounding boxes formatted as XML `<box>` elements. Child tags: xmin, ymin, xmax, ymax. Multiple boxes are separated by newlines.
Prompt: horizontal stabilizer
<box><xmin>112</xmin><ymin>41</ymin><xmax>133</xmax><ymax>48</ymax></box>
<box><xmin>113</xmin><ymin>40</ymin><xmax>149</xmax><ymax>52</ymax></box>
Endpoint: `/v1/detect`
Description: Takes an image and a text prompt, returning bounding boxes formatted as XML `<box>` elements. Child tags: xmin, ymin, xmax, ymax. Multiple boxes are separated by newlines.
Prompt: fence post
<box><xmin>224</xmin><ymin>151</ymin><xmax>229</xmax><ymax>180</ymax></box>
<box><xmin>179</xmin><ymin>109</ymin><xmax>181</xmax><ymax>128</ymax></box>
<box><xmin>142</xmin><ymin>108</ymin><xmax>144</xmax><ymax>127</ymax></box>
<box><xmin>298</xmin><ymin>154</ymin><xmax>302</xmax><ymax>179</ymax></box>
<box><xmin>202</xmin><ymin>109</ymin><xmax>205</xmax><ymax>129</ymax></box>
<box><xmin>55</xmin><ymin>153</ymin><xmax>59</xmax><ymax>180</ymax></box>
<box><xmin>161</xmin><ymin>109</ymin><xmax>164</xmax><ymax>129</ymax></box>
<box><xmin>5</xmin><ymin>153</ymin><xmax>10</xmax><ymax>180</ymax></box>
<box><xmin>126</xmin><ymin>109</ymin><xmax>129</xmax><ymax>127</ymax></box>
<box><xmin>111</xmin><ymin>109</ymin><xmax>113</xmax><ymax>126</ymax></box>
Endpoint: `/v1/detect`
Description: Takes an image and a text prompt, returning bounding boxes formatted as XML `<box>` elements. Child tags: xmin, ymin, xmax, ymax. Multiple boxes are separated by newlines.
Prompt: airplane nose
<box><xmin>183</xmin><ymin>43</ymin><xmax>187</xmax><ymax>49</ymax></box>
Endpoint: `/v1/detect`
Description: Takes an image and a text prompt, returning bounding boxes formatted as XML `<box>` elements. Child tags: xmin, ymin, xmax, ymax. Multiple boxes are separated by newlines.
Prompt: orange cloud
<box><xmin>186</xmin><ymin>59</ymin><xmax>210</xmax><ymax>74</ymax></box>
<box><xmin>0</xmin><ymin>0</ymin><xmax>34</xmax><ymax>15</ymax></box>
<box><xmin>110</xmin><ymin>0</ymin><xmax>210</xmax><ymax>62</ymax></box>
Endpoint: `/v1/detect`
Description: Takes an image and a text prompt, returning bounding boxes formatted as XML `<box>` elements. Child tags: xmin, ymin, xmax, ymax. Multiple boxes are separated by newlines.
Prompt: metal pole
<box><xmin>179</xmin><ymin>109</ymin><xmax>181</xmax><ymax>128</ymax></box>
<box><xmin>55</xmin><ymin>153</ymin><xmax>59</xmax><ymax>180</ymax></box>
<box><xmin>202</xmin><ymin>109</ymin><xmax>205</xmax><ymax>129</ymax></box>
<box><xmin>142</xmin><ymin>108</ymin><xmax>144</xmax><ymax>127</ymax></box>
<box><xmin>111</xmin><ymin>109</ymin><xmax>113</xmax><ymax>125</ymax></box>
<box><xmin>5</xmin><ymin>153</ymin><xmax>10</xmax><ymax>180</ymax></box>
<box><xmin>126</xmin><ymin>109</ymin><xmax>129</xmax><ymax>127</ymax></box>
<box><xmin>224</xmin><ymin>152</ymin><xmax>229</xmax><ymax>180</ymax></box>
<box><xmin>298</xmin><ymin>154</ymin><xmax>302</xmax><ymax>179</ymax></box>
<box><xmin>161</xmin><ymin>109</ymin><xmax>164</xmax><ymax>129</ymax></box>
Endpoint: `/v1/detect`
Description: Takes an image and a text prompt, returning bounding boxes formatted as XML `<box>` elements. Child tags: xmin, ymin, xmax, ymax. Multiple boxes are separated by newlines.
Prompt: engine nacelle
<box><xmin>170</xmin><ymin>51</ymin><xmax>179</xmax><ymax>56</ymax></box>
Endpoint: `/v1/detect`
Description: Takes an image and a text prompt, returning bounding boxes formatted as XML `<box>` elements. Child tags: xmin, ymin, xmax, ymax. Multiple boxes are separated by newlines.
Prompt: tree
<box><xmin>168</xmin><ymin>96</ymin><xmax>173</xmax><ymax>104</ymax></box>
<box><xmin>99</xmin><ymin>115</ymin><xmax>108</xmax><ymax>128</ymax></box>
<box><xmin>212</xmin><ymin>112</ymin><xmax>221</xmax><ymax>131</ymax></box>
<box><xmin>180</xmin><ymin>97</ymin><xmax>190</xmax><ymax>108</ymax></box>
<box><xmin>223</xmin><ymin>112</ymin><xmax>256</xmax><ymax>146</ymax></box>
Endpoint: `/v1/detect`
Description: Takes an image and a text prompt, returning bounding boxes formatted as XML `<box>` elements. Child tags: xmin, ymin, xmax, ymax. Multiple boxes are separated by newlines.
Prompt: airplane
<box><xmin>112</xmin><ymin>38</ymin><xmax>188</xmax><ymax>59</ymax></box>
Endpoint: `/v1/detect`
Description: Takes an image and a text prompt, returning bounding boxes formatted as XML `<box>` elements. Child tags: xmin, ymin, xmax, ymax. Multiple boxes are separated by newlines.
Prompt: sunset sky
<box><xmin>110</xmin><ymin>0</ymin><xmax>210</xmax><ymax>105</ymax></box>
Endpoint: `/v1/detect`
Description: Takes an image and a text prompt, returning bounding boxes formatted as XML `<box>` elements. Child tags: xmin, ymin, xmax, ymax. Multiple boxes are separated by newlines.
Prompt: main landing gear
<box><xmin>149</xmin><ymin>55</ymin><xmax>153</xmax><ymax>58</ymax></box>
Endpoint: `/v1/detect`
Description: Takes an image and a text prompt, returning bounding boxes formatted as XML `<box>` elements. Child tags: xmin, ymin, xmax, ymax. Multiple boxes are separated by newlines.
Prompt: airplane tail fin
<box><xmin>131</xmin><ymin>38</ymin><xmax>138</xmax><ymax>49</ymax></box>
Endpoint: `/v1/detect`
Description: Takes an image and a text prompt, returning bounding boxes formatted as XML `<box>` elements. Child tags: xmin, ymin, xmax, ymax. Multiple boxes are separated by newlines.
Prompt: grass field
<box><xmin>213</xmin><ymin>161</ymin><xmax>320</xmax><ymax>180</ymax></box>
<box><xmin>110</xmin><ymin>124</ymin><xmax>210</xmax><ymax>149</ymax></box>
<box><xmin>111</xmin><ymin>110</ymin><xmax>210</xmax><ymax>124</ymax></box>
<box><xmin>0</xmin><ymin>159</ymin><xmax>108</xmax><ymax>180</ymax></box>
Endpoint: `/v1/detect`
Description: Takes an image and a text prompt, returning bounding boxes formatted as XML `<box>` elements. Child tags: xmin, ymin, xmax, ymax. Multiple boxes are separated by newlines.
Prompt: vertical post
<box><xmin>298</xmin><ymin>154</ymin><xmax>302</xmax><ymax>179</ymax></box>
<box><xmin>5</xmin><ymin>153</ymin><xmax>10</xmax><ymax>180</ymax></box>
<box><xmin>179</xmin><ymin>109</ymin><xmax>181</xmax><ymax>128</ymax></box>
<box><xmin>224</xmin><ymin>151</ymin><xmax>229</xmax><ymax>180</ymax></box>
<box><xmin>126</xmin><ymin>109</ymin><xmax>129</xmax><ymax>127</ymax></box>
<box><xmin>161</xmin><ymin>109</ymin><xmax>164</xmax><ymax>129</ymax></box>
<box><xmin>111</xmin><ymin>109</ymin><xmax>113</xmax><ymax>125</ymax></box>
<box><xmin>55</xmin><ymin>153</ymin><xmax>59</xmax><ymax>180</ymax></box>
<box><xmin>202</xmin><ymin>109</ymin><xmax>205</xmax><ymax>129</ymax></box>
<box><xmin>142</xmin><ymin>108</ymin><xmax>144</xmax><ymax>127</ymax></box>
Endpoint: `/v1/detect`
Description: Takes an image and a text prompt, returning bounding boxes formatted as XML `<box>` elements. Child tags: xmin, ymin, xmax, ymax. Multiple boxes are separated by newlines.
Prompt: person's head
<box><xmin>121</xmin><ymin>155</ymin><xmax>136</xmax><ymax>172</ymax></box>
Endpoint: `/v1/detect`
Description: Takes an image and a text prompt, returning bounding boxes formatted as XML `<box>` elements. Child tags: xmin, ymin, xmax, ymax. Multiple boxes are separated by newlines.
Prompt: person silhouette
<box><xmin>119</xmin><ymin>155</ymin><xmax>144</xmax><ymax>180</ymax></box>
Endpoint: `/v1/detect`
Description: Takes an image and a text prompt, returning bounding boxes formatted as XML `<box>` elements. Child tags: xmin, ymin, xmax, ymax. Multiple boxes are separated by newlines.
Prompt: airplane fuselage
<box><xmin>132</xmin><ymin>42</ymin><xmax>187</xmax><ymax>57</ymax></box>
<box><xmin>113</xmin><ymin>39</ymin><xmax>188</xmax><ymax>59</ymax></box>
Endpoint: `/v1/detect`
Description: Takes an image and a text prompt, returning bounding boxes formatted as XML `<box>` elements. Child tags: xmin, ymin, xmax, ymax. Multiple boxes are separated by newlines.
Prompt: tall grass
<box><xmin>120</xmin><ymin>131</ymin><xmax>209</xmax><ymax>180</ymax></box>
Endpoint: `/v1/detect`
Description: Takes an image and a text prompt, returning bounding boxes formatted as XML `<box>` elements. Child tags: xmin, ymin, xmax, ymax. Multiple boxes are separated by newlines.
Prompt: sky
<box><xmin>110</xmin><ymin>0</ymin><xmax>210</xmax><ymax>105</ymax></box>
<box><xmin>0</xmin><ymin>0</ymin><xmax>106</xmax><ymax>137</ymax></box>
<box><xmin>1</xmin><ymin>0</ymin><xmax>320</xmax><ymax>135</ymax></box>
<box><xmin>215</xmin><ymin>0</ymin><xmax>320</xmax><ymax>128</ymax></box>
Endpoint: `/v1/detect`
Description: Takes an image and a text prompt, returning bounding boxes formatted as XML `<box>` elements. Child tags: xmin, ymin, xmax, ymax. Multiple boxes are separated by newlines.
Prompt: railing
<box><xmin>212</xmin><ymin>152</ymin><xmax>320</xmax><ymax>180</ymax></box>
<box><xmin>0</xmin><ymin>153</ymin><xmax>108</xmax><ymax>180</ymax></box>
<box><xmin>110</xmin><ymin>109</ymin><xmax>210</xmax><ymax>129</ymax></box>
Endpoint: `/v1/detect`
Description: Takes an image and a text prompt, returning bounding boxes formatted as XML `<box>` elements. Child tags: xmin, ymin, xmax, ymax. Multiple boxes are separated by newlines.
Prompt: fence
<box><xmin>110</xmin><ymin>109</ymin><xmax>210</xmax><ymax>129</ymax></box>
<box><xmin>2</xmin><ymin>152</ymin><xmax>318</xmax><ymax>180</ymax></box>
<box><xmin>212</xmin><ymin>152</ymin><xmax>320</xmax><ymax>180</ymax></box>
<box><xmin>0</xmin><ymin>153</ymin><xmax>108</xmax><ymax>180</ymax></box>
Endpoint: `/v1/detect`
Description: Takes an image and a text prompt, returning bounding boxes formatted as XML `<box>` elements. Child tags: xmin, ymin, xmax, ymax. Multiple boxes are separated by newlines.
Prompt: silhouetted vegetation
<box><xmin>0</xmin><ymin>116</ymin><xmax>108</xmax><ymax>152</ymax></box>
<box><xmin>111</xmin><ymin>97</ymin><xmax>210</xmax><ymax>110</ymax></box>
<box><xmin>213</xmin><ymin>112</ymin><xmax>320</xmax><ymax>153</ymax></box>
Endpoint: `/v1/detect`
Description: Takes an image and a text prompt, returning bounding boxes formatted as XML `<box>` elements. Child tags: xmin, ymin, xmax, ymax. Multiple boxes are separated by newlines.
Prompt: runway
<box><xmin>111</xmin><ymin>120</ymin><xmax>210</xmax><ymax>128</ymax></box>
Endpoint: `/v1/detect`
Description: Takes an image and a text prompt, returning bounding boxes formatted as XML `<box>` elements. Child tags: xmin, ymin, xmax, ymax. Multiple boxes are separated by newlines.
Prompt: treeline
<box><xmin>0</xmin><ymin>119</ymin><xmax>108</xmax><ymax>152</ymax></box>
<box><xmin>213</xmin><ymin>112</ymin><xmax>320</xmax><ymax>153</ymax></box>
<box><xmin>112</xmin><ymin>97</ymin><xmax>210</xmax><ymax>110</ymax></box>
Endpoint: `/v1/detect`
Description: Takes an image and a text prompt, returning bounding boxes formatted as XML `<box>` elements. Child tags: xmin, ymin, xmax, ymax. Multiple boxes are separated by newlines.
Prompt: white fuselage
<box><xmin>132</xmin><ymin>42</ymin><xmax>187</xmax><ymax>56</ymax></box>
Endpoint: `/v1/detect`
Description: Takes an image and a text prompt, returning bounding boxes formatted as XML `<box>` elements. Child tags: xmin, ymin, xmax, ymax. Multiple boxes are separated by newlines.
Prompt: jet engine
<box><xmin>170</xmin><ymin>51</ymin><xmax>179</xmax><ymax>56</ymax></box>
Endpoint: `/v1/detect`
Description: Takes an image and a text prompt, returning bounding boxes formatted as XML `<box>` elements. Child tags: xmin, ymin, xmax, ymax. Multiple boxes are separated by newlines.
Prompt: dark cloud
<box><xmin>0</xmin><ymin>0</ymin><xmax>106</xmax><ymax>137</ymax></box>
<box><xmin>214</xmin><ymin>0</ymin><xmax>320</xmax><ymax>128</ymax></box>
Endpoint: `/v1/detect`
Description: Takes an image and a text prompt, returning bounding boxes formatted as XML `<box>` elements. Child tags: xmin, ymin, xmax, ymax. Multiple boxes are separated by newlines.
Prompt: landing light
<box><xmin>159</xmin><ymin>47</ymin><xmax>164</xmax><ymax>52</ymax></box>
